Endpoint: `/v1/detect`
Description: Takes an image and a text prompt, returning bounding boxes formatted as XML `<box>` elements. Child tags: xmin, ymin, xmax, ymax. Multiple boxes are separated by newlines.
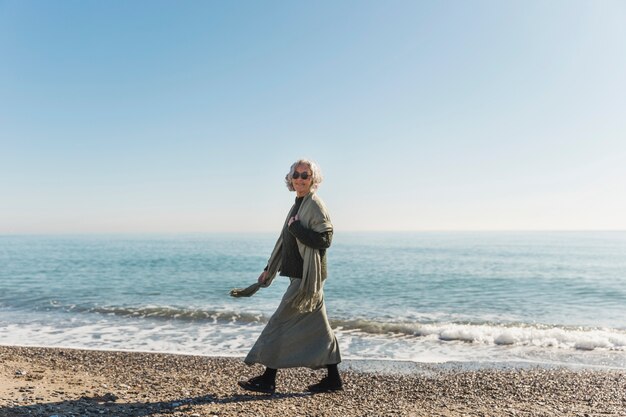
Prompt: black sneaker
<box><xmin>307</xmin><ymin>376</ymin><xmax>343</xmax><ymax>393</ymax></box>
<box><xmin>237</xmin><ymin>375</ymin><xmax>276</xmax><ymax>394</ymax></box>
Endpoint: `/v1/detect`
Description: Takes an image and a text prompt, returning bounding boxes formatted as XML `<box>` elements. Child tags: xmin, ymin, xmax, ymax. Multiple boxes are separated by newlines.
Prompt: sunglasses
<box><xmin>292</xmin><ymin>171</ymin><xmax>311</xmax><ymax>180</ymax></box>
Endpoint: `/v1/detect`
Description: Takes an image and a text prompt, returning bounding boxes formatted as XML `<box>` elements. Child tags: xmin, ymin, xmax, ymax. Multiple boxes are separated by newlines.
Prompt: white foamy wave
<box><xmin>43</xmin><ymin>303</ymin><xmax>270</xmax><ymax>325</ymax></box>
<box><xmin>333</xmin><ymin>319</ymin><xmax>626</xmax><ymax>352</ymax></box>
<box><xmin>437</xmin><ymin>323</ymin><xmax>626</xmax><ymax>351</ymax></box>
<box><xmin>3</xmin><ymin>309</ymin><xmax>626</xmax><ymax>368</ymax></box>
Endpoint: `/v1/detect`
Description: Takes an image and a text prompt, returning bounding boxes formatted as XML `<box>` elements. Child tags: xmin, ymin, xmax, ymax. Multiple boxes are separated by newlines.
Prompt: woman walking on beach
<box><xmin>230</xmin><ymin>159</ymin><xmax>342</xmax><ymax>394</ymax></box>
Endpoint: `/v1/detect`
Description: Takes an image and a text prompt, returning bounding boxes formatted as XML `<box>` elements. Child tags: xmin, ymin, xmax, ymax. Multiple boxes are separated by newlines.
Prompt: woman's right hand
<box><xmin>258</xmin><ymin>271</ymin><xmax>268</xmax><ymax>284</ymax></box>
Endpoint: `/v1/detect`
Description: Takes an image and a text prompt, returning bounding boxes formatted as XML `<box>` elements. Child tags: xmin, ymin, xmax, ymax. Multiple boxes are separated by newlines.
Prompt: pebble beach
<box><xmin>1</xmin><ymin>346</ymin><xmax>625</xmax><ymax>416</ymax></box>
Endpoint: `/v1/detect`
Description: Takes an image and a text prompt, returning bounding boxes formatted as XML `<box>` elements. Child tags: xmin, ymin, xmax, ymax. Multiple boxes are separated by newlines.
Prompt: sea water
<box><xmin>1</xmin><ymin>232</ymin><xmax>625</xmax><ymax>369</ymax></box>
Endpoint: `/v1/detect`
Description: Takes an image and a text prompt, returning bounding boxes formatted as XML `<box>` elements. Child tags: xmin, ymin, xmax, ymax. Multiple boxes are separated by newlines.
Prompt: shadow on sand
<box><xmin>0</xmin><ymin>391</ymin><xmax>313</xmax><ymax>417</ymax></box>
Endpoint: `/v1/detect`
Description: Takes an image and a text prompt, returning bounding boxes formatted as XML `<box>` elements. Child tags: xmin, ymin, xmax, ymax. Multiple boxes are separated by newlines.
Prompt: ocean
<box><xmin>1</xmin><ymin>232</ymin><xmax>625</xmax><ymax>370</ymax></box>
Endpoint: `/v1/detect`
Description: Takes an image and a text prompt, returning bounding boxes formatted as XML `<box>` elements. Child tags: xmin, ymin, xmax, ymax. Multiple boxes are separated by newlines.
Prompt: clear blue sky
<box><xmin>1</xmin><ymin>0</ymin><xmax>625</xmax><ymax>233</ymax></box>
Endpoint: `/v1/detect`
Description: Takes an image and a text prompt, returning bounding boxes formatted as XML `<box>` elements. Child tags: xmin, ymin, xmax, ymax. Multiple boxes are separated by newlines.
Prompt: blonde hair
<box><xmin>284</xmin><ymin>159</ymin><xmax>323</xmax><ymax>192</ymax></box>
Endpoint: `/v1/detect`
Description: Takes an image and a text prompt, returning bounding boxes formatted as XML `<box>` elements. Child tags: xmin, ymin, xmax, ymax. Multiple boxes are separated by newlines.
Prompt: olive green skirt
<box><xmin>244</xmin><ymin>277</ymin><xmax>341</xmax><ymax>370</ymax></box>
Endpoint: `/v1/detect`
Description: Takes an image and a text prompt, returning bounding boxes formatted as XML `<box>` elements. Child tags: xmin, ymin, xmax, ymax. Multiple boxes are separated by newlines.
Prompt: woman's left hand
<box><xmin>288</xmin><ymin>214</ymin><xmax>299</xmax><ymax>226</ymax></box>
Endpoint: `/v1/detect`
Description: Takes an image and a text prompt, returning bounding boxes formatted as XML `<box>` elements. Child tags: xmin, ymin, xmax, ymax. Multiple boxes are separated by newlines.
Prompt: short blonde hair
<box><xmin>285</xmin><ymin>159</ymin><xmax>324</xmax><ymax>192</ymax></box>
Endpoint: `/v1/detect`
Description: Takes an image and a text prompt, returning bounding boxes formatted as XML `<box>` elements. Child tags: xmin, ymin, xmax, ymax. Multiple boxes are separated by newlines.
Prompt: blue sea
<box><xmin>1</xmin><ymin>232</ymin><xmax>625</xmax><ymax>369</ymax></box>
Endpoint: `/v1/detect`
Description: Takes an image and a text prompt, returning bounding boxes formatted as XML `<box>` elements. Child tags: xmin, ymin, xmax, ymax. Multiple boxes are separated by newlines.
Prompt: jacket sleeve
<box><xmin>288</xmin><ymin>221</ymin><xmax>332</xmax><ymax>249</ymax></box>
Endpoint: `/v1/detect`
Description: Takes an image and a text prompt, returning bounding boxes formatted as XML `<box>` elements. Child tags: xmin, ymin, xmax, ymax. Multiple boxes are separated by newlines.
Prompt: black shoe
<box><xmin>307</xmin><ymin>376</ymin><xmax>343</xmax><ymax>393</ymax></box>
<box><xmin>238</xmin><ymin>375</ymin><xmax>276</xmax><ymax>394</ymax></box>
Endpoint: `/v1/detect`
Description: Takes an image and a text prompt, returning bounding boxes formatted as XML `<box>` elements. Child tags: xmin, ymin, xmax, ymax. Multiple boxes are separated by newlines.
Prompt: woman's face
<box><xmin>292</xmin><ymin>163</ymin><xmax>313</xmax><ymax>197</ymax></box>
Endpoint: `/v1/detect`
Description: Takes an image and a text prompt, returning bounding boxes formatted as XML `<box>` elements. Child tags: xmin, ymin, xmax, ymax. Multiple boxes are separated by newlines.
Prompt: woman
<box><xmin>230</xmin><ymin>159</ymin><xmax>342</xmax><ymax>394</ymax></box>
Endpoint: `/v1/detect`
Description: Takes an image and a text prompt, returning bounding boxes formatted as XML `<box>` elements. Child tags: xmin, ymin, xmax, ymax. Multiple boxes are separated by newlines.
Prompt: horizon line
<box><xmin>1</xmin><ymin>229</ymin><xmax>625</xmax><ymax>236</ymax></box>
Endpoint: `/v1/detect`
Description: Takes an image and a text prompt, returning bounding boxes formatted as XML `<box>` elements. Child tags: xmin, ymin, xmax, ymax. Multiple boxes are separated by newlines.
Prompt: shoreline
<box><xmin>3</xmin><ymin>342</ymin><xmax>625</xmax><ymax>374</ymax></box>
<box><xmin>2</xmin><ymin>345</ymin><xmax>625</xmax><ymax>416</ymax></box>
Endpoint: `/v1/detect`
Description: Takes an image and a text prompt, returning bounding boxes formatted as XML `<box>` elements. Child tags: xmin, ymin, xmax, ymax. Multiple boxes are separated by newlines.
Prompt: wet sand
<box><xmin>1</xmin><ymin>345</ymin><xmax>625</xmax><ymax>416</ymax></box>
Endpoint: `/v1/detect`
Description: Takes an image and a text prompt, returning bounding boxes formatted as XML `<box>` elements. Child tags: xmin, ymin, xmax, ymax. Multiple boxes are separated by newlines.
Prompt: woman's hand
<box><xmin>258</xmin><ymin>271</ymin><xmax>268</xmax><ymax>284</ymax></box>
<box><xmin>288</xmin><ymin>214</ymin><xmax>299</xmax><ymax>226</ymax></box>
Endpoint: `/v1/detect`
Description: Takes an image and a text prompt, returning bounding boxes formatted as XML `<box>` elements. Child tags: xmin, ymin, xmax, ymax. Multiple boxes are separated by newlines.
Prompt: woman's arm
<box><xmin>288</xmin><ymin>220</ymin><xmax>332</xmax><ymax>249</ymax></box>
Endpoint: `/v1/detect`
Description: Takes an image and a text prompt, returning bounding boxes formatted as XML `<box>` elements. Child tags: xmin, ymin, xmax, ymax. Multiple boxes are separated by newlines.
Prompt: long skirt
<box><xmin>244</xmin><ymin>277</ymin><xmax>341</xmax><ymax>370</ymax></box>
